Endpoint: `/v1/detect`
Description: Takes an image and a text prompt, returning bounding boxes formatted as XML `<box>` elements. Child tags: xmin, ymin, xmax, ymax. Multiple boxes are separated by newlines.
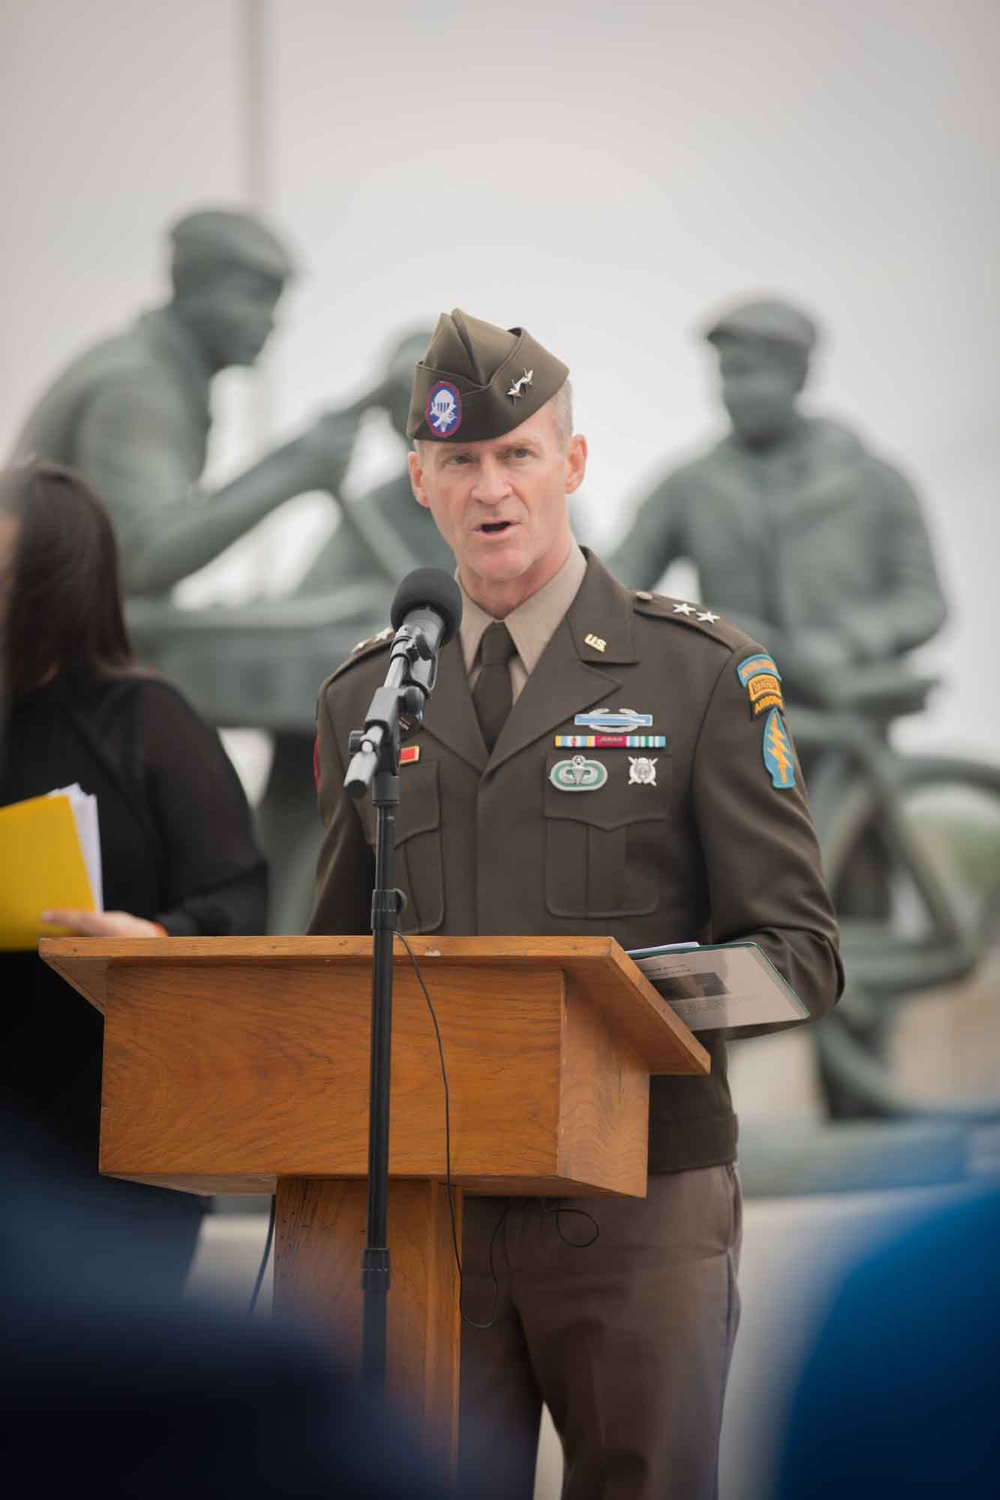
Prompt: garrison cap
<box><xmin>407</xmin><ymin>308</ymin><xmax>569</xmax><ymax>442</ymax></box>
<box><xmin>169</xmin><ymin>207</ymin><xmax>296</xmax><ymax>286</ymax></box>
<box><xmin>704</xmin><ymin>296</ymin><xmax>819</xmax><ymax>354</ymax></box>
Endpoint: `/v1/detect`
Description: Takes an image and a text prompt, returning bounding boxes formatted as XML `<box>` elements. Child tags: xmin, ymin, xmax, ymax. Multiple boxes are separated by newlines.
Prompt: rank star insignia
<box><xmin>628</xmin><ymin>756</ymin><xmax>658</xmax><ymax>786</ymax></box>
<box><xmin>672</xmin><ymin>602</ymin><xmax>697</xmax><ymax>615</ymax></box>
<box><xmin>507</xmin><ymin>368</ymin><xmax>534</xmax><ymax>400</ymax></box>
<box><xmin>697</xmin><ymin>610</ymin><xmax>720</xmax><ymax>623</ymax></box>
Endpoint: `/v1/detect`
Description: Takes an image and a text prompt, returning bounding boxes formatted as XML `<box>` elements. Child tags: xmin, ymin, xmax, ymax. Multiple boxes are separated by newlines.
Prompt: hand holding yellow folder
<box><xmin>0</xmin><ymin>785</ymin><xmax>103</xmax><ymax>951</ymax></box>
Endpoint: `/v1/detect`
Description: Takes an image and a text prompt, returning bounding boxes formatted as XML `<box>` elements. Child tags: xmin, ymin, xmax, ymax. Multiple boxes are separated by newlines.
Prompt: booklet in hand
<box><xmin>627</xmin><ymin>941</ymin><xmax>808</xmax><ymax>1036</ymax></box>
<box><xmin>0</xmin><ymin>784</ymin><xmax>103</xmax><ymax>950</ymax></box>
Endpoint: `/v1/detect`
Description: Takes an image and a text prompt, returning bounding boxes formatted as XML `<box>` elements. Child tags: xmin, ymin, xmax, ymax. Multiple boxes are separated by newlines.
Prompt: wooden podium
<box><xmin>40</xmin><ymin>934</ymin><xmax>707</xmax><ymax>1454</ymax></box>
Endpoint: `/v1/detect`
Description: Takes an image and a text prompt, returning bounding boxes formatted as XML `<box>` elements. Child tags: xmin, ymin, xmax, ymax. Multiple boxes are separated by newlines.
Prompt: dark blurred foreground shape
<box><xmin>774</xmin><ymin>1185</ymin><xmax>1000</xmax><ymax>1498</ymax></box>
<box><xmin>0</xmin><ymin>1123</ymin><xmax>457</xmax><ymax>1499</ymax></box>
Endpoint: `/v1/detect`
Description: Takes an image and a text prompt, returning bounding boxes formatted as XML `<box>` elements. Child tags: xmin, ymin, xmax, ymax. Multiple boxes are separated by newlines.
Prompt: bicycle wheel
<box><xmin>817</xmin><ymin>755</ymin><xmax>1000</xmax><ymax>1119</ymax></box>
<box><xmin>821</xmin><ymin>755</ymin><xmax>1000</xmax><ymax>995</ymax></box>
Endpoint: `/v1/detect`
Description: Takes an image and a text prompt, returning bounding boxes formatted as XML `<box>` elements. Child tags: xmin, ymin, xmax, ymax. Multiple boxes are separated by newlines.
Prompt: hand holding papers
<box><xmin>628</xmin><ymin>941</ymin><xmax>809</xmax><ymax>1036</ymax></box>
<box><xmin>0</xmin><ymin>784</ymin><xmax>103</xmax><ymax>950</ymax></box>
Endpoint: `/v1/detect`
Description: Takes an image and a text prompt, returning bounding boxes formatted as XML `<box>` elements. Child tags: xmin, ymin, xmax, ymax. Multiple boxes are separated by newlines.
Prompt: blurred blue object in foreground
<box><xmin>774</xmin><ymin>1185</ymin><xmax>1000</xmax><ymax>1497</ymax></box>
<box><xmin>0</xmin><ymin>1120</ymin><xmax>458</xmax><ymax>1498</ymax></box>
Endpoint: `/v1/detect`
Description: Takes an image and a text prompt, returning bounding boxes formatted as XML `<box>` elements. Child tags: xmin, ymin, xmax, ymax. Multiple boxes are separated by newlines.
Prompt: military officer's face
<box><xmin>409</xmin><ymin>401</ymin><xmax>587</xmax><ymax>612</ymax></box>
<box><xmin>717</xmin><ymin>340</ymin><xmax>803</xmax><ymax>446</ymax></box>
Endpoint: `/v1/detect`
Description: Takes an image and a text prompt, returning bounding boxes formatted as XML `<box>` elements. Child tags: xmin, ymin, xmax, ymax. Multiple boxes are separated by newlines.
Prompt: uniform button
<box><xmin>635</xmin><ymin>590</ymin><xmax>653</xmax><ymax>601</ymax></box>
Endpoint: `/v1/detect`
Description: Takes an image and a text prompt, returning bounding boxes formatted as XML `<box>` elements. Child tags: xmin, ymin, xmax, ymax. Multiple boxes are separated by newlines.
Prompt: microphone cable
<box><xmin>394</xmin><ymin>932</ymin><xmax>598</xmax><ymax>1331</ymax></box>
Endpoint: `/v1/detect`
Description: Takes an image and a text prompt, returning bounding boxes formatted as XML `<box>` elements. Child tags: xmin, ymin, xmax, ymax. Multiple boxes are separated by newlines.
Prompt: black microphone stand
<box><xmin>343</xmin><ymin>628</ymin><xmax>438</xmax><ymax>1396</ymax></box>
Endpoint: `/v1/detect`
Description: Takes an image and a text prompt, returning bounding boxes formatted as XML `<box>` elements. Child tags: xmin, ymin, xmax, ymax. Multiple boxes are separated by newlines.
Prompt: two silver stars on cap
<box><xmin>507</xmin><ymin>368</ymin><xmax>533</xmax><ymax>400</ymax></box>
<box><xmin>673</xmin><ymin>601</ymin><xmax>720</xmax><ymax>623</ymax></box>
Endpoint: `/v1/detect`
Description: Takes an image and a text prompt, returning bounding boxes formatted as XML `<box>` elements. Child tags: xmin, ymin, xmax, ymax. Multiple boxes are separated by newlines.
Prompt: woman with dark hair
<box><xmin>0</xmin><ymin>460</ymin><xmax>267</xmax><ymax>1292</ymax></box>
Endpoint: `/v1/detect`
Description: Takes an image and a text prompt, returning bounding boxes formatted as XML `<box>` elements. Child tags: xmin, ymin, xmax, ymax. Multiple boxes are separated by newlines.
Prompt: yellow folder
<box><xmin>0</xmin><ymin>792</ymin><xmax>98</xmax><ymax>951</ymax></box>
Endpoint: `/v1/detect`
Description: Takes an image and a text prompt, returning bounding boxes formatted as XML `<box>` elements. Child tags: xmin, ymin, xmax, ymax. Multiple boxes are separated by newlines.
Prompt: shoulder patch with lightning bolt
<box><xmin>762</xmin><ymin>707</ymin><xmax>796</xmax><ymax>789</ymax></box>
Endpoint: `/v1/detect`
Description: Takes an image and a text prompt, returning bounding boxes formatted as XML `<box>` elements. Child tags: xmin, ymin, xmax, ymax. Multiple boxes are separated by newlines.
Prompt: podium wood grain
<box><xmin>39</xmin><ymin>935</ymin><xmax>707</xmax><ymax>1450</ymax></box>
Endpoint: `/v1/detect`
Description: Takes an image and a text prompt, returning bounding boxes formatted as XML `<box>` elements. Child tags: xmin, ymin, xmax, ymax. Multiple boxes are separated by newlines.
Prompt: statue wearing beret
<box><xmin>610</xmin><ymin>296</ymin><xmax>947</xmax><ymax>698</ymax></box>
<box><xmin>310</xmin><ymin>308</ymin><xmax>842</xmax><ymax>1498</ymax></box>
<box><xmin>11</xmin><ymin>207</ymin><xmax>359</xmax><ymax>596</ymax></box>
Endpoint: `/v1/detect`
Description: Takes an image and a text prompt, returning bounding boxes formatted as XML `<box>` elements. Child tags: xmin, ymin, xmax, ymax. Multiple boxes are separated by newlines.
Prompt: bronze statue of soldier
<box><xmin>610</xmin><ymin>297</ymin><xmax>947</xmax><ymax>694</ymax></box>
<box><xmin>11</xmin><ymin>207</ymin><xmax>367</xmax><ymax>934</ymax></box>
<box><xmin>610</xmin><ymin>296</ymin><xmax>949</xmax><ymax>1117</ymax></box>
<box><xmin>13</xmin><ymin>208</ymin><xmax>358</xmax><ymax>595</ymax></box>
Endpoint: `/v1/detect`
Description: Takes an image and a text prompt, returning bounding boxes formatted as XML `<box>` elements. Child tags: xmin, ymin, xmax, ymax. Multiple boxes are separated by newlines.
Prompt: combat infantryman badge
<box><xmin>575</xmin><ymin>708</ymin><xmax>654</xmax><ymax>731</ymax></box>
<box><xmin>628</xmin><ymin>757</ymin><xmax>658</xmax><ymax>786</ymax></box>
<box><xmin>762</xmin><ymin>708</ymin><xmax>796</xmax><ymax>789</ymax></box>
<box><xmin>550</xmin><ymin>755</ymin><xmax>608</xmax><ymax>792</ymax></box>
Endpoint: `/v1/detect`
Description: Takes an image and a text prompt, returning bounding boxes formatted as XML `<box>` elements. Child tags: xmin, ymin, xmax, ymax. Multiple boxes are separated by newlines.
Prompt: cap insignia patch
<box><xmin>426</xmin><ymin>379</ymin><xmax>462</xmax><ymax>437</ymax></box>
<box><xmin>550</xmin><ymin>755</ymin><xmax>608</xmax><ymax>792</ymax></box>
<box><xmin>507</xmin><ymin>368</ymin><xmax>533</xmax><ymax>400</ymax></box>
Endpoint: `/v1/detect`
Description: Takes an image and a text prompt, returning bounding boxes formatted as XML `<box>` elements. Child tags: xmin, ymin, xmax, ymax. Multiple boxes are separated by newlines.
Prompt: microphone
<box><xmin>389</xmin><ymin>567</ymin><xmax>462</xmax><ymax>665</ymax></box>
<box><xmin>344</xmin><ymin>569</ymin><xmax>462</xmax><ymax>797</ymax></box>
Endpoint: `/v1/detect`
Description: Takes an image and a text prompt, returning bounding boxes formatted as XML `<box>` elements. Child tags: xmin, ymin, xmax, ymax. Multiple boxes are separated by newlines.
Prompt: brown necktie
<box><xmin>472</xmin><ymin>621</ymin><xmax>517</xmax><ymax>752</ymax></box>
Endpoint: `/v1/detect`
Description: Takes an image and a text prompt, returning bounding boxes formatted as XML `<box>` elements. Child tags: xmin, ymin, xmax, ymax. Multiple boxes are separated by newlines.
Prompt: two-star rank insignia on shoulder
<box><xmin>351</xmin><ymin>624</ymin><xmax>394</xmax><ymax>655</ymax></box>
<box><xmin>326</xmin><ymin>624</ymin><xmax>395</xmax><ymax>685</ymax></box>
<box><xmin>632</xmin><ymin>590</ymin><xmax>741</xmax><ymax>645</ymax></box>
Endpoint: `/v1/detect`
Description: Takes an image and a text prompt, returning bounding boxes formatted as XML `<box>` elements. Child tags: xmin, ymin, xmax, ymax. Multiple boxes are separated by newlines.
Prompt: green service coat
<box><xmin>309</xmin><ymin>552</ymin><xmax>842</xmax><ymax>1174</ymax></box>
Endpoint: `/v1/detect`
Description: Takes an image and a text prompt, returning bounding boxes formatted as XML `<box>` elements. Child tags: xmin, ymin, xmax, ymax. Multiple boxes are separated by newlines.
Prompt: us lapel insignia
<box><xmin>736</xmin><ymin>652</ymin><xmax>785</xmax><ymax>719</ymax></box>
<box><xmin>762</xmin><ymin>708</ymin><xmax>796</xmax><ymax>789</ymax></box>
<box><xmin>627</xmin><ymin>756</ymin><xmax>658</xmax><ymax>786</ymax></box>
<box><xmin>583</xmin><ymin>632</ymin><xmax>607</xmax><ymax>653</ymax></box>
<box><xmin>550</xmin><ymin>755</ymin><xmax>608</xmax><ymax>792</ymax></box>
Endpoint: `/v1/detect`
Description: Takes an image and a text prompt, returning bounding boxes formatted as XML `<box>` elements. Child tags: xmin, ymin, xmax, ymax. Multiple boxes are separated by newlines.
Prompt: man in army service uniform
<box><xmin>310</xmin><ymin>310</ymin><xmax>842</xmax><ymax>1499</ymax></box>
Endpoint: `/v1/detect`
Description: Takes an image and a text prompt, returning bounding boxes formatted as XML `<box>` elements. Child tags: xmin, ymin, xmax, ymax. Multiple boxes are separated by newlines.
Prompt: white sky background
<box><xmin>1</xmin><ymin>0</ymin><xmax>997</xmax><ymax>758</ymax></box>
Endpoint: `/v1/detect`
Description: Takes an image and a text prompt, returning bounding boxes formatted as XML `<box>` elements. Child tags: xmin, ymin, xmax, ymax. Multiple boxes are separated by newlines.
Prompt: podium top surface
<box><xmin>40</xmin><ymin>933</ymin><xmax>708</xmax><ymax>1076</ymax></box>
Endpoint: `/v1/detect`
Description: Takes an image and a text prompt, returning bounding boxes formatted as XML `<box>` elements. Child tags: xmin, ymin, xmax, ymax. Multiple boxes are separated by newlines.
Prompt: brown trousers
<box><xmin>457</xmin><ymin>1165</ymin><xmax>742</xmax><ymax>1500</ymax></box>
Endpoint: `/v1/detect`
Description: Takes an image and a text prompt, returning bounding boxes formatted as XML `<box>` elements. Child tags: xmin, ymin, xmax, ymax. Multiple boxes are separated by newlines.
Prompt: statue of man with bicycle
<box><xmin>611</xmin><ymin>296</ymin><xmax>950</xmax><ymax>1117</ymax></box>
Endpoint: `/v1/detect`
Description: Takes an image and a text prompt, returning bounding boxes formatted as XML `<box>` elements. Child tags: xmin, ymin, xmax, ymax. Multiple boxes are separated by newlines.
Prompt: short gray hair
<box><xmin>549</xmin><ymin>379</ymin><xmax>574</xmax><ymax>447</ymax></box>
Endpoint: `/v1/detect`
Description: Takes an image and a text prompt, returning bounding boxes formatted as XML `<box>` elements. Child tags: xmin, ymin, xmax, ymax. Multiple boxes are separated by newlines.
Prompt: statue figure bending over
<box><xmin>609</xmin><ymin>297</ymin><xmax>947</xmax><ymax>698</ymax></box>
<box><xmin>12</xmin><ymin>208</ymin><xmax>356</xmax><ymax>594</ymax></box>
